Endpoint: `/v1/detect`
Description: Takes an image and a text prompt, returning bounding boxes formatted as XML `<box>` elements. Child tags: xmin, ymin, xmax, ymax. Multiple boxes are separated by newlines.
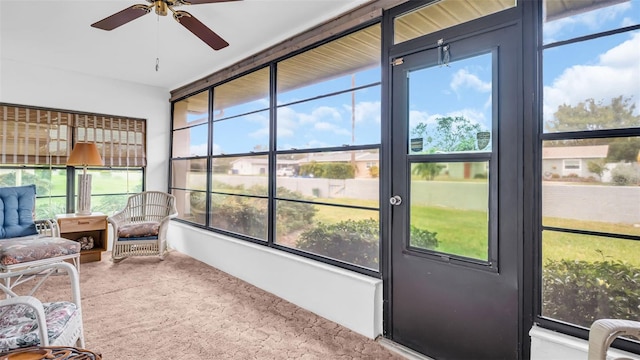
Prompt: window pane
<box><xmin>173</xmin><ymin>189</ymin><xmax>205</xmax><ymax>225</ymax></box>
<box><xmin>78</xmin><ymin>169</ymin><xmax>143</xmax><ymax>215</ymax></box>
<box><xmin>275</xmin><ymin>200</ymin><xmax>380</xmax><ymax>271</ymax></box>
<box><xmin>212</xmin><ymin>155</ymin><xmax>268</xmax><ymax>196</ymax></box>
<box><xmin>89</xmin><ymin>169</ymin><xmax>143</xmax><ymax>195</ymax></box>
<box><xmin>542</xmin><ymin>231</ymin><xmax>640</xmax><ymax>328</ymax></box>
<box><xmin>543</xmin><ymin>0</ymin><xmax>640</xmax><ymax>45</ymax></box>
<box><xmin>277</xmin><ymin>24</ymin><xmax>380</xmax><ymax>104</ymax></box>
<box><xmin>213</xmin><ymin>67</ymin><xmax>269</xmax><ymax>120</ymax></box>
<box><xmin>408</xmin><ymin>53</ymin><xmax>493</xmax><ymax>154</ymax></box>
<box><xmin>542</xmin><ymin>138</ymin><xmax>640</xmax><ymax>237</ymax></box>
<box><xmin>543</xmin><ymin>30</ymin><xmax>640</xmax><ymax>133</ymax></box>
<box><xmin>173</xmin><ymin>91</ymin><xmax>209</xmax><ymax>130</ymax></box>
<box><xmin>394</xmin><ymin>0</ymin><xmax>516</xmax><ymax>44</ymax></box>
<box><xmin>172</xmin><ymin>123</ymin><xmax>208</xmax><ymax>157</ymax></box>
<box><xmin>277</xmin><ymin>86</ymin><xmax>381</xmax><ymax>150</ymax></box>
<box><xmin>172</xmin><ymin>159</ymin><xmax>207</xmax><ymax>190</ymax></box>
<box><xmin>275</xmin><ymin>150</ymin><xmax>379</xmax><ymax>207</ymax></box>
<box><xmin>410</xmin><ymin>161</ymin><xmax>489</xmax><ymax>261</ymax></box>
<box><xmin>0</xmin><ymin>167</ymin><xmax>68</xmax><ymax>218</ymax></box>
<box><xmin>210</xmin><ymin>193</ymin><xmax>268</xmax><ymax>241</ymax></box>
<box><xmin>213</xmin><ymin>111</ymin><xmax>270</xmax><ymax>154</ymax></box>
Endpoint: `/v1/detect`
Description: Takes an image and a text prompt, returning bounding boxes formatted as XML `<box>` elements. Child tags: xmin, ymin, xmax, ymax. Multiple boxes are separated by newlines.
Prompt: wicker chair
<box><xmin>108</xmin><ymin>191</ymin><xmax>178</xmax><ymax>262</ymax></box>
<box><xmin>588</xmin><ymin>319</ymin><xmax>640</xmax><ymax>360</ymax></box>
<box><xmin>0</xmin><ymin>262</ymin><xmax>85</xmax><ymax>352</ymax></box>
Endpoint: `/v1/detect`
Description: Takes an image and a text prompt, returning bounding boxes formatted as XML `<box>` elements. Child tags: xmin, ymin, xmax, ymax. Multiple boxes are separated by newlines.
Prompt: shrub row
<box><xmin>542</xmin><ymin>259</ymin><xmax>640</xmax><ymax>328</ymax></box>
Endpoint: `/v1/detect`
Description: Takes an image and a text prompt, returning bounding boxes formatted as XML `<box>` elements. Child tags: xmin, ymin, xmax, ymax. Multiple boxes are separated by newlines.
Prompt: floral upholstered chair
<box><xmin>0</xmin><ymin>262</ymin><xmax>84</xmax><ymax>353</ymax></box>
<box><xmin>108</xmin><ymin>191</ymin><xmax>178</xmax><ymax>262</ymax></box>
<box><xmin>0</xmin><ymin>185</ymin><xmax>81</xmax><ymax>289</ymax></box>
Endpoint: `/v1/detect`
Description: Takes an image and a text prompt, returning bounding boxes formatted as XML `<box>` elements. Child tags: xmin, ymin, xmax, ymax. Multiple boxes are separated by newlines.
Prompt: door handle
<box><xmin>389</xmin><ymin>195</ymin><xmax>402</xmax><ymax>206</ymax></box>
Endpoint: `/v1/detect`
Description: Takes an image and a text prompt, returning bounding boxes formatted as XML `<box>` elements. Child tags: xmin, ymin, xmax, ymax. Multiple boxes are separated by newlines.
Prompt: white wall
<box><xmin>167</xmin><ymin>222</ymin><xmax>383</xmax><ymax>339</ymax></box>
<box><xmin>0</xmin><ymin>58</ymin><xmax>171</xmax><ymax>192</ymax></box>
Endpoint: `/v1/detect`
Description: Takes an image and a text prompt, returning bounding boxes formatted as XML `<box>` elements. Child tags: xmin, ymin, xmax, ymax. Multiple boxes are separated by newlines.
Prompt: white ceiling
<box><xmin>0</xmin><ymin>0</ymin><xmax>371</xmax><ymax>91</ymax></box>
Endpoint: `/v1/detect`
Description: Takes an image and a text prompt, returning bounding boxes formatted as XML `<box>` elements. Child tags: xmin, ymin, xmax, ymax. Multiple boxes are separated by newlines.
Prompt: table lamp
<box><xmin>67</xmin><ymin>142</ymin><xmax>104</xmax><ymax>215</ymax></box>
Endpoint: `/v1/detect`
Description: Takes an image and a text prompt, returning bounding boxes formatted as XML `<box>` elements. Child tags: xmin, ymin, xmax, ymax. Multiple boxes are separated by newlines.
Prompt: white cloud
<box><xmin>347</xmin><ymin>101</ymin><xmax>381</xmax><ymax>124</ymax></box>
<box><xmin>450</xmin><ymin>69</ymin><xmax>491</xmax><ymax>94</ymax></box>
<box><xmin>249</xmin><ymin>127</ymin><xmax>270</xmax><ymax>138</ymax></box>
<box><xmin>543</xmin><ymin>2</ymin><xmax>631</xmax><ymax>42</ymax></box>
<box><xmin>314</xmin><ymin>121</ymin><xmax>351</xmax><ymax>136</ymax></box>
<box><xmin>543</xmin><ymin>32</ymin><xmax>640</xmax><ymax>121</ymax></box>
<box><xmin>189</xmin><ymin>143</ymin><xmax>207</xmax><ymax>156</ymax></box>
<box><xmin>276</xmin><ymin>107</ymin><xmax>299</xmax><ymax>138</ymax></box>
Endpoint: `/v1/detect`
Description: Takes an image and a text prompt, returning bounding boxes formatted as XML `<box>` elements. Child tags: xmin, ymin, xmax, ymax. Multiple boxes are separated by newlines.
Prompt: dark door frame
<box><xmin>380</xmin><ymin>2</ymin><xmax>537</xmax><ymax>359</ymax></box>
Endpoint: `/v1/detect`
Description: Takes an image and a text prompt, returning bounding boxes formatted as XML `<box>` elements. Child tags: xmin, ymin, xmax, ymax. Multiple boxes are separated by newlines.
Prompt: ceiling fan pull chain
<box><xmin>155</xmin><ymin>13</ymin><xmax>160</xmax><ymax>72</ymax></box>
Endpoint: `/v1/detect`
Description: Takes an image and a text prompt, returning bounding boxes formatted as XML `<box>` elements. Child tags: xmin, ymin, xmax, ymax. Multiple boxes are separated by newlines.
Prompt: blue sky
<box><xmin>185</xmin><ymin>0</ymin><xmax>639</xmax><ymax>156</ymax></box>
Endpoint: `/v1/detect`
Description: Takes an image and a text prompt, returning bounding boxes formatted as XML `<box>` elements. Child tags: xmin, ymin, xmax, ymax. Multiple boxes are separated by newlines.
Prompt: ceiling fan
<box><xmin>91</xmin><ymin>0</ymin><xmax>241</xmax><ymax>50</ymax></box>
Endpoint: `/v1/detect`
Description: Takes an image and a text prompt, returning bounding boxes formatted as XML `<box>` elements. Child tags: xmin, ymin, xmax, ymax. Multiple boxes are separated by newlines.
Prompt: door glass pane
<box><xmin>410</xmin><ymin>161</ymin><xmax>489</xmax><ymax>261</ymax></box>
<box><xmin>394</xmin><ymin>0</ymin><xmax>516</xmax><ymax>44</ymax></box>
<box><xmin>408</xmin><ymin>53</ymin><xmax>493</xmax><ymax>154</ymax></box>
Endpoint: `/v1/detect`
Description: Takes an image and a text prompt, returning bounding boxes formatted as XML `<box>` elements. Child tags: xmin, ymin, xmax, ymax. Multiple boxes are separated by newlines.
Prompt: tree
<box><xmin>546</xmin><ymin>96</ymin><xmax>639</xmax><ymax>133</ymax></box>
<box><xmin>587</xmin><ymin>160</ymin><xmax>608</xmax><ymax>181</ymax></box>
<box><xmin>412</xmin><ymin>116</ymin><xmax>484</xmax><ymax>153</ymax></box>
<box><xmin>412</xmin><ymin>163</ymin><xmax>445</xmax><ymax>180</ymax></box>
<box><xmin>608</xmin><ymin>137</ymin><xmax>640</xmax><ymax>162</ymax></box>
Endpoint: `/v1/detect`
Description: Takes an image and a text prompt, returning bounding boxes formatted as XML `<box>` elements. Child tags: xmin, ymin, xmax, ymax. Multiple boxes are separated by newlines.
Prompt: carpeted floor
<box><xmin>31</xmin><ymin>251</ymin><xmax>404</xmax><ymax>359</ymax></box>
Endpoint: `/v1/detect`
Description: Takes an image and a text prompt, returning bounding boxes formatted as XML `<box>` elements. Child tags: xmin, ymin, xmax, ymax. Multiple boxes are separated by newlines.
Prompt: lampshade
<box><xmin>67</xmin><ymin>143</ymin><xmax>104</xmax><ymax>166</ymax></box>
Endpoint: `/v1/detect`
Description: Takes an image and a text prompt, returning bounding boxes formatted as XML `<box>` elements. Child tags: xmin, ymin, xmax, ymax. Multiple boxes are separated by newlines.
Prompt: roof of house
<box><xmin>542</xmin><ymin>145</ymin><xmax>609</xmax><ymax>160</ymax></box>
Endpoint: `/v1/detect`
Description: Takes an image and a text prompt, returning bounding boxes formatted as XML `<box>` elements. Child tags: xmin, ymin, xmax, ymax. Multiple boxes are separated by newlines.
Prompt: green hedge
<box><xmin>542</xmin><ymin>259</ymin><xmax>640</xmax><ymax>328</ymax></box>
<box><xmin>190</xmin><ymin>184</ymin><xmax>317</xmax><ymax>239</ymax></box>
<box><xmin>296</xmin><ymin>219</ymin><xmax>438</xmax><ymax>269</ymax></box>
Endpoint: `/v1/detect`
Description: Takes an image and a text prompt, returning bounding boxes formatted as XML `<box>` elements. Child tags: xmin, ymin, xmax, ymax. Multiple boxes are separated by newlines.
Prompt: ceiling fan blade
<box><xmin>91</xmin><ymin>5</ymin><xmax>152</xmax><ymax>31</ymax></box>
<box><xmin>174</xmin><ymin>11</ymin><xmax>229</xmax><ymax>50</ymax></box>
<box><xmin>181</xmin><ymin>0</ymin><xmax>242</xmax><ymax>4</ymax></box>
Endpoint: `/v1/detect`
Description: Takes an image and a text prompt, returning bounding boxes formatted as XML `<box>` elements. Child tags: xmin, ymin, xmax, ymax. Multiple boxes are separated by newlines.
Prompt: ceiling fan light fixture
<box><xmin>154</xmin><ymin>1</ymin><xmax>169</xmax><ymax>16</ymax></box>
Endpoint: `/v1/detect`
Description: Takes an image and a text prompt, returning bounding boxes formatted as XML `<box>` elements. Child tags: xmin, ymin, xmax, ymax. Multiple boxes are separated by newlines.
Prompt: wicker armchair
<box><xmin>0</xmin><ymin>262</ymin><xmax>85</xmax><ymax>352</ymax></box>
<box><xmin>588</xmin><ymin>319</ymin><xmax>640</xmax><ymax>360</ymax></box>
<box><xmin>108</xmin><ymin>191</ymin><xmax>178</xmax><ymax>262</ymax></box>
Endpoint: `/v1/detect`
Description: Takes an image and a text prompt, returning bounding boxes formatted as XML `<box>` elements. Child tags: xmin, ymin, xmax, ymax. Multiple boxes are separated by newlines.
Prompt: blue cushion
<box><xmin>0</xmin><ymin>185</ymin><xmax>38</xmax><ymax>239</ymax></box>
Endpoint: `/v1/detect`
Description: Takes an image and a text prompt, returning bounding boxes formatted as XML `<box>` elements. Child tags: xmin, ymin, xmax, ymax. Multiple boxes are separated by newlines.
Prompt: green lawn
<box><xmin>314</xmin><ymin>200</ymin><xmax>640</xmax><ymax>266</ymax></box>
<box><xmin>28</xmin><ymin>171</ymin><xmax>640</xmax><ymax>267</ymax></box>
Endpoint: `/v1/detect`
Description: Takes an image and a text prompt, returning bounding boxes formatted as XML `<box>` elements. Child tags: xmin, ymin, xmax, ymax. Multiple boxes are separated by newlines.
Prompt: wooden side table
<box><xmin>56</xmin><ymin>213</ymin><xmax>108</xmax><ymax>263</ymax></box>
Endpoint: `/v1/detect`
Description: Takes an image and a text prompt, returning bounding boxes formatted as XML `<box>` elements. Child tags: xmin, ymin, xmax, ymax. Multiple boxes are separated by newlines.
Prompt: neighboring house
<box><xmin>230</xmin><ymin>158</ymin><xmax>298</xmax><ymax>176</ymax></box>
<box><xmin>542</xmin><ymin>145</ymin><xmax>609</xmax><ymax>179</ymax></box>
<box><xmin>304</xmin><ymin>151</ymin><xmax>379</xmax><ymax>178</ymax></box>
